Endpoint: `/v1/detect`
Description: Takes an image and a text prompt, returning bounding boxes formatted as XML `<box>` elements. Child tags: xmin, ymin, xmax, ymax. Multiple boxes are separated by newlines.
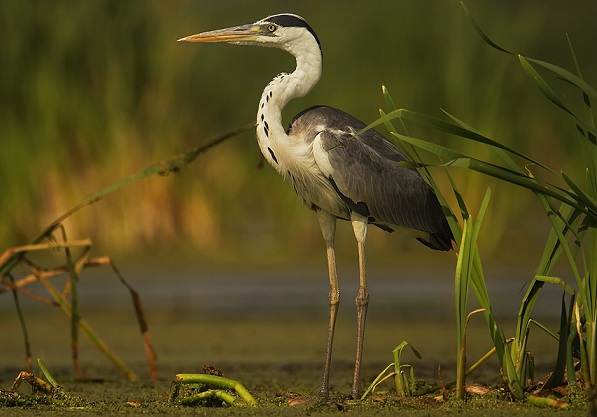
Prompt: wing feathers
<box><xmin>314</xmin><ymin>129</ymin><xmax>451</xmax><ymax>245</ymax></box>
<box><xmin>291</xmin><ymin>105</ymin><xmax>453</xmax><ymax>251</ymax></box>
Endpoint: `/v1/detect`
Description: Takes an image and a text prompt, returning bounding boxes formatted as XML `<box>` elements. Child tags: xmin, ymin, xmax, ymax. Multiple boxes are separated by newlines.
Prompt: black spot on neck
<box><xmin>268</xmin><ymin>147</ymin><xmax>278</xmax><ymax>164</ymax></box>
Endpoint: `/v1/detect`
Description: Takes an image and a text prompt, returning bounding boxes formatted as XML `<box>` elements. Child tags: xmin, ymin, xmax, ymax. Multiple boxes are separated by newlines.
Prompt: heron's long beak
<box><xmin>178</xmin><ymin>24</ymin><xmax>261</xmax><ymax>43</ymax></box>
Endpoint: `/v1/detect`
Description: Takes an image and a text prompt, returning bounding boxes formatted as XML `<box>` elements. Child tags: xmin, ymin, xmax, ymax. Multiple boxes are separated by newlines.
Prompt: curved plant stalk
<box><xmin>361</xmin><ymin>363</ymin><xmax>394</xmax><ymax>400</ymax></box>
<box><xmin>171</xmin><ymin>373</ymin><xmax>257</xmax><ymax>406</ymax></box>
<box><xmin>526</xmin><ymin>320</ymin><xmax>558</xmax><ymax>341</ymax></box>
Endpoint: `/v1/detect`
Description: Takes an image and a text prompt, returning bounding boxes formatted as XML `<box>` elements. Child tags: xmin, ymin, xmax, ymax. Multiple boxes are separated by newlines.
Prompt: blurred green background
<box><xmin>1</xmin><ymin>0</ymin><xmax>595</xmax><ymax>267</ymax></box>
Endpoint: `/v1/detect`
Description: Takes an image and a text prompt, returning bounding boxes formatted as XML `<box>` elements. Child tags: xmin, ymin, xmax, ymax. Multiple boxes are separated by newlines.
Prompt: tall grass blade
<box><xmin>37</xmin><ymin>358</ymin><xmax>59</xmax><ymax>389</ymax></box>
<box><xmin>440</xmin><ymin>109</ymin><xmax>521</xmax><ymax>172</ymax></box>
<box><xmin>455</xmin><ymin>190</ymin><xmax>490</xmax><ymax>400</ymax></box>
<box><xmin>458</xmin><ymin>2</ymin><xmax>513</xmax><ymax>54</ymax></box>
<box><xmin>537</xmin><ymin>198</ymin><xmax>583</xmax><ymax>288</ymax></box>
<box><xmin>565</xmin><ymin>35</ymin><xmax>597</xmax><ymax>149</ymax></box>
<box><xmin>388</xmin><ymin>132</ymin><xmax>592</xmax><ymax>216</ymax></box>
<box><xmin>455</xmin><ymin>216</ymin><xmax>473</xmax><ymax>399</ymax></box>
<box><xmin>363</xmin><ymin>109</ymin><xmax>552</xmax><ymax>171</ymax></box>
<box><xmin>447</xmin><ymin>173</ymin><xmax>469</xmax><ymax>221</ymax></box>
<box><xmin>517</xmin><ymin>56</ymin><xmax>596</xmax><ymax>140</ymax></box>
<box><xmin>525</xmin><ymin>57</ymin><xmax>597</xmax><ymax>101</ymax></box>
<box><xmin>562</xmin><ymin>172</ymin><xmax>597</xmax><ymax>208</ymax></box>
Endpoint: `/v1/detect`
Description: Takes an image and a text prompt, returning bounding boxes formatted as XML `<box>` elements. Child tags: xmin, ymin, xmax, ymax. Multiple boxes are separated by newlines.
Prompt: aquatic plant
<box><xmin>363</xmin><ymin>1</ymin><xmax>596</xmax><ymax>402</ymax></box>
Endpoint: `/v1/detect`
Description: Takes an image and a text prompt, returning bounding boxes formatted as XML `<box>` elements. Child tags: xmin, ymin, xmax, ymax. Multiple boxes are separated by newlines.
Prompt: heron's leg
<box><xmin>350</xmin><ymin>214</ymin><xmax>369</xmax><ymax>399</ymax></box>
<box><xmin>316</xmin><ymin>210</ymin><xmax>339</xmax><ymax>398</ymax></box>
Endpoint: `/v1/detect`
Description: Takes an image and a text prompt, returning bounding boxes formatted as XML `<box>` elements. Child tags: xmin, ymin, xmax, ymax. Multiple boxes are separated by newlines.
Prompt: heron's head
<box><xmin>178</xmin><ymin>13</ymin><xmax>321</xmax><ymax>56</ymax></box>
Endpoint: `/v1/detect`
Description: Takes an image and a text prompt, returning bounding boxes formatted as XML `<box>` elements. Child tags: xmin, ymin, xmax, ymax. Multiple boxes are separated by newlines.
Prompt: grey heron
<box><xmin>179</xmin><ymin>13</ymin><xmax>453</xmax><ymax>399</ymax></box>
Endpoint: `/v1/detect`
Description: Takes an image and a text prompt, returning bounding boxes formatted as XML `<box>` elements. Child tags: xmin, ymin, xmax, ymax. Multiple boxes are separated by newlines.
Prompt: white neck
<box><xmin>255</xmin><ymin>37</ymin><xmax>322</xmax><ymax>173</ymax></box>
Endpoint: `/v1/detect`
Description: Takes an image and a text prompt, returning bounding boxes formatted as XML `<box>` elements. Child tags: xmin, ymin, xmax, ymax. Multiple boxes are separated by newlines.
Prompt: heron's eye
<box><xmin>267</xmin><ymin>24</ymin><xmax>277</xmax><ymax>33</ymax></box>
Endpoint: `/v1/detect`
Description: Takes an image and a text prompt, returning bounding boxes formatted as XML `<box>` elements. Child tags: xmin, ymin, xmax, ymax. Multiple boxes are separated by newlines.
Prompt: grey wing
<box><xmin>313</xmin><ymin>128</ymin><xmax>453</xmax><ymax>251</ymax></box>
